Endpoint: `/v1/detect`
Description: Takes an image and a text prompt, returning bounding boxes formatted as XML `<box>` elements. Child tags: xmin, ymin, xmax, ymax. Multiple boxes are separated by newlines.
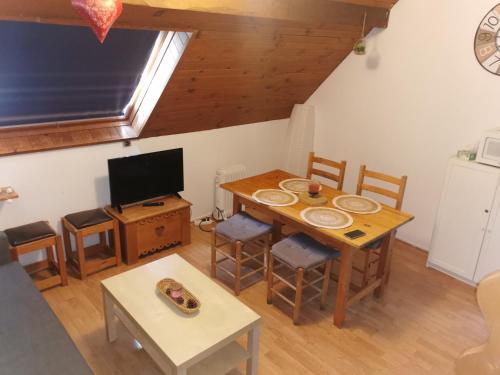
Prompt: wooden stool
<box><xmin>267</xmin><ymin>233</ymin><xmax>339</xmax><ymax>325</ymax></box>
<box><xmin>62</xmin><ymin>208</ymin><xmax>121</xmax><ymax>279</ymax></box>
<box><xmin>211</xmin><ymin>212</ymin><xmax>272</xmax><ymax>295</ymax></box>
<box><xmin>4</xmin><ymin>221</ymin><xmax>68</xmax><ymax>290</ymax></box>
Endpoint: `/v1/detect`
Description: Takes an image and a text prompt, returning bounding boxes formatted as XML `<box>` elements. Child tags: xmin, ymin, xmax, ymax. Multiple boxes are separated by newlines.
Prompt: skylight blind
<box><xmin>0</xmin><ymin>21</ymin><xmax>159</xmax><ymax>126</ymax></box>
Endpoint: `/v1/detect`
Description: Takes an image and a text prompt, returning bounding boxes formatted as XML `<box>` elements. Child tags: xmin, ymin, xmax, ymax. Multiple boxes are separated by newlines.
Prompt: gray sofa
<box><xmin>0</xmin><ymin>232</ymin><xmax>93</xmax><ymax>374</ymax></box>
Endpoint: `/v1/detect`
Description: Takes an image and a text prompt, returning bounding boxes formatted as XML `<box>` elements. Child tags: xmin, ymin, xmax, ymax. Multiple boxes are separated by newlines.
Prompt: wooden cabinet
<box><xmin>428</xmin><ymin>158</ymin><xmax>500</xmax><ymax>284</ymax></box>
<box><xmin>106</xmin><ymin>196</ymin><xmax>191</xmax><ymax>264</ymax></box>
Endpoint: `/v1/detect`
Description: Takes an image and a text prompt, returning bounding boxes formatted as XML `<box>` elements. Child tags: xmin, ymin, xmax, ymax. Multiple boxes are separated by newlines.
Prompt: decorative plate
<box><xmin>333</xmin><ymin>195</ymin><xmax>382</xmax><ymax>214</ymax></box>
<box><xmin>156</xmin><ymin>278</ymin><xmax>201</xmax><ymax>315</ymax></box>
<box><xmin>252</xmin><ymin>189</ymin><xmax>298</xmax><ymax>206</ymax></box>
<box><xmin>300</xmin><ymin>207</ymin><xmax>353</xmax><ymax>229</ymax></box>
<box><xmin>278</xmin><ymin>178</ymin><xmax>322</xmax><ymax>193</ymax></box>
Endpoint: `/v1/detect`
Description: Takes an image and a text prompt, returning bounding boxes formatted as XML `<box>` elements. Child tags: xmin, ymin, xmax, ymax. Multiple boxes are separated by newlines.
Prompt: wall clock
<box><xmin>475</xmin><ymin>3</ymin><xmax>500</xmax><ymax>75</ymax></box>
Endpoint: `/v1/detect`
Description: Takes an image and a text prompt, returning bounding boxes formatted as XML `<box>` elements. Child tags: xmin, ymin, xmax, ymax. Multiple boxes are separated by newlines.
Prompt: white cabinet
<box><xmin>475</xmin><ymin>188</ymin><xmax>500</xmax><ymax>281</ymax></box>
<box><xmin>428</xmin><ymin>158</ymin><xmax>500</xmax><ymax>284</ymax></box>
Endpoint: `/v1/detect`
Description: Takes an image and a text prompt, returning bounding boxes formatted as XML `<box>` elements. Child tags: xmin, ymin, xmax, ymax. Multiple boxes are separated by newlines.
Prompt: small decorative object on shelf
<box><xmin>457</xmin><ymin>150</ymin><xmax>477</xmax><ymax>161</ymax></box>
<box><xmin>0</xmin><ymin>186</ymin><xmax>18</xmax><ymax>201</ymax></box>
<box><xmin>157</xmin><ymin>278</ymin><xmax>200</xmax><ymax>314</ymax></box>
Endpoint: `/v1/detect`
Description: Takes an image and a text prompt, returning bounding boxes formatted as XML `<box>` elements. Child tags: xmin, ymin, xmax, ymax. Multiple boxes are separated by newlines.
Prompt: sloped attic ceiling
<box><xmin>127</xmin><ymin>0</ymin><xmax>399</xmax><ymax>137</ymax></box>
<box><xmin>0</xmin><ymin>0</ymin><xmax>398</xmax><ymax>154</ymax></box>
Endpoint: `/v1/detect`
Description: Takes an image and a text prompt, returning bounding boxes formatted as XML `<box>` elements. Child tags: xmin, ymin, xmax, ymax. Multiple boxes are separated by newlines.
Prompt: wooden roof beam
<box><xmin>123</xmin><ymin>0</ymin><xmax>392</xmax><ymax>28</ymax></box>
<box><xmin>0</xmin><ymin>0</ymin><xmax>392</xmax><ymax>31</ymax></box>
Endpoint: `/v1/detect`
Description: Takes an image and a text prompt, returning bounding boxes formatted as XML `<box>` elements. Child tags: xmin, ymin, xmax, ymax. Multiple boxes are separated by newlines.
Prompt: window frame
<box><xmin>0</xmin><ymin>30</ymin><xmax>186</xmax><ymax>155</ymax></box>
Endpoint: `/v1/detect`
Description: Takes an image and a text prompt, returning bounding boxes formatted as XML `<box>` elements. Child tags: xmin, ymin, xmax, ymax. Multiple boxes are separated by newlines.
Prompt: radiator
<box><xmin>215</xmin><ymin>164</ymin><xmax>247</xmax><ymax>220</ymax></box>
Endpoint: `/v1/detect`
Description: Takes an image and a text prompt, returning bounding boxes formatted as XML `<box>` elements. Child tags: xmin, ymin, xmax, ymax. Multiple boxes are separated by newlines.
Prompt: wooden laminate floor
<box><xmin>42</xmin><ymin>226</ymin><xmax>487</xmax><ymax>375</ymax></box>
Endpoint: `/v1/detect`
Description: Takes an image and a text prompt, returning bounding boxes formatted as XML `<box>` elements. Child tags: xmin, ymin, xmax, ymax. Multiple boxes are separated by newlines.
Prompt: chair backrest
<box><xmin>356</xmin><ymin>165</ymin><xmax>407</xmax><ymax>210</ymax></box>
<box><xmin>306</xmin><ymin>152</ymin><xmax>347</xmax><ymax>191</ymax></box>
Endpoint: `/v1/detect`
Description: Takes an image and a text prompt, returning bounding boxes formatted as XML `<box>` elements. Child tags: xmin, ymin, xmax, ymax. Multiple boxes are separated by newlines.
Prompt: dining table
<box><xmin>221</xmin><ymin>169</ymin><xmax>414</xmax><ymax>328</ymax></box>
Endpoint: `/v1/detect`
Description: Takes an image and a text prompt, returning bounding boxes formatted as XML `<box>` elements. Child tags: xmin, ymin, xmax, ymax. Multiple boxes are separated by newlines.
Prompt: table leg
<box><xmin>233</xmin><ymin>195</ymin><xmax>242</xmax><ymax>215</ymax></box>
<box><xmin>374</xmin><ymin>231</ymin><xmax>395</xmax><ymax>298</ymax></box>
<box><xmin>272</xmin><ymin>220</ymin><xmax>283</xmax><ymax>244</ymax></box>
<box><xmin>334</xmin><ymin>244</ymin><xmax>354</xmax><ymax>328</ymax></box>
<box><xmin>246</xmin><ymin>324</ymin><xmax>260</xmax><ymax>375</ymax></box>
<box><xmin>102</xmin><ymin>289</ymin><xmax>117</xmax><ymax>342</ymax></box>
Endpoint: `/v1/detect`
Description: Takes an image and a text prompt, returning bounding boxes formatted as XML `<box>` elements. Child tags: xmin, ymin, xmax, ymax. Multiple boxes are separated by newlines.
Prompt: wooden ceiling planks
<box><xmin>141</xmin><ymin>23</ymin><xmax>362</xmax><ymax>137</ymax></box>
<box><xmin>0</xmin><ymin>0</ymin><xmax>398</xmax><ymax>153</ymax></box>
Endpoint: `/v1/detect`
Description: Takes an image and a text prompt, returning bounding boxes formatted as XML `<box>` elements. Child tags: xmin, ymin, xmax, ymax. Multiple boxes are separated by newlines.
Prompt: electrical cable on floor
<box><xmin>199</xmin><ymin>207</ymin><xmax>225</xmax><ymax>232</ymax></box>
<box><xmin>198</xmin><ymin>219</ymin><xmax>212</xmax><ymax>232</ymax></box>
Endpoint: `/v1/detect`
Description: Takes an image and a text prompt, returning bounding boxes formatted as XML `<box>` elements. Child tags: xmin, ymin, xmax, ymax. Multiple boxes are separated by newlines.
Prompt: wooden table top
<box><xmin>101</xmin><ymin>254</ymin><xmax>260</xmax><ymax>368</ymax></box>
<box><xmin>222</xmin><ymin>169</ymin><xmax>414</xmax><ymax>249</ymax></box>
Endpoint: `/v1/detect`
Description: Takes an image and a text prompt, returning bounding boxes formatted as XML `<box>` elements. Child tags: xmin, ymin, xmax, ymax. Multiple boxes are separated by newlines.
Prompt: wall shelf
<box><xmin>0</xmin><ymin>187</ymin><xmax>18</xmax><ymax>201</ymax></box>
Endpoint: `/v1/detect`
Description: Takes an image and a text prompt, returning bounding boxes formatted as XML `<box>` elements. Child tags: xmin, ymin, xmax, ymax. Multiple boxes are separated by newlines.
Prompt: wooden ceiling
<box><xmin>139</xmin><ymin>0</ymin><xmax>397</xmax><ymax>137</ymax></box>
<box><xmin>0</xmin><ymin>0</ymin><xmax>398</xmax><ymax>153</ymax></box>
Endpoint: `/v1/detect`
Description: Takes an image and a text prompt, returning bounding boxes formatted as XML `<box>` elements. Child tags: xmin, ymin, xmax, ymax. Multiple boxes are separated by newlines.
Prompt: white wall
<box><xmin>0</xmin><ymin>120</ymin><xmax>288</xmax><ymax>261</ymax></box>
<box><xmin>307</xmin><ymin>0</ymin><xmax>500</xmax><ymax>250</ymax></box>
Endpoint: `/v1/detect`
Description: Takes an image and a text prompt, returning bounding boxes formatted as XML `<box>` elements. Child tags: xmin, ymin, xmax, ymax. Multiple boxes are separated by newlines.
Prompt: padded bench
<box><xmin>0</xmin><ymin>232</ymin><xmax>92</xmax><ymax>375</ymax></box>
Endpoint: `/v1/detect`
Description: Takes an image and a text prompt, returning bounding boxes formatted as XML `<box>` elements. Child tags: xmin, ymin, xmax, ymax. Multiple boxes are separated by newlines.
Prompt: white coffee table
<box><xmin>101</xmin><ymin>254</ymin><xmax>261</xmax><ymax>375</ymax></box>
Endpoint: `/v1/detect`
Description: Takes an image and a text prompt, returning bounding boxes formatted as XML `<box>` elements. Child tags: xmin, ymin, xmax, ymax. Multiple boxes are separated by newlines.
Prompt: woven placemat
<box><xmin>300</xmin><ymin>207</ymin><xmax>353</xmax><ymax>229</ymax></box>
<box><xmin>333</xmin><ymin>195</ymin><xmax>382</xmax><ymax>214</ymax></box>
<box><xmin>252</xmin><ymin>189</ymin><xmax>298</xmax><ymax>206</ymax></box>
<box><xmin>279</xmin><ymin>178</ymin><xmax>321</xmax><ymax>193</ymax></box>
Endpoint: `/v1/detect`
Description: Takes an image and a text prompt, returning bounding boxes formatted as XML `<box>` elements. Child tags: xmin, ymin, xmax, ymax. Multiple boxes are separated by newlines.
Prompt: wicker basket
<box><xmin>156</xmin><ymin>278</ymin><xmax>201</xmax><ymax>314</ymax></box>
<box><xmin>298</xmin><ymin>192</ymin><xmax>328</xmax><ymax>207</ymax></box>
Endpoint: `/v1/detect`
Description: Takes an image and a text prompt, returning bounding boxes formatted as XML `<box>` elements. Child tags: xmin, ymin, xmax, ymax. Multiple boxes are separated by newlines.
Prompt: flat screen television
<box><xmin>108</xmin><ymin>148</ymin><xmax>184</xmax><ymax>208</ymax></box>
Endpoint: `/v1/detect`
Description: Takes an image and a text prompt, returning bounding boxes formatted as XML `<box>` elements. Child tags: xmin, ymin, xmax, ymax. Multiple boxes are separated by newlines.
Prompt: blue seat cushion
<box><xmin>215</xmin><ymin>212</ymin><xmax>272</xmax><ymax>242</ymax></box>
<box><xmin>272</xmin><ymin>233</ymin><xmax>340</xmax><ymax>270</ymax></box>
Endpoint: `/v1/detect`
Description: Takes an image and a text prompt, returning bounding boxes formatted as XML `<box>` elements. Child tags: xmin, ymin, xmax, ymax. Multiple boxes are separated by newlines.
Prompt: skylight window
<box><xmin>0</xmin><ymin>21</ymin><xmax>160</xmax><ymax>127</ymax></box>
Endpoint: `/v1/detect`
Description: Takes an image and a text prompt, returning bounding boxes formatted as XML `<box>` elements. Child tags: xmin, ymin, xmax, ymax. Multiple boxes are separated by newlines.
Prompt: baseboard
<box><xmin>395</xmin><ymin>236</ymin><xmax>429</xmax><ymax>253</ymax></box>
<box><xmin>426</xmin><ymin>261</ymin><xmax>477</xmax><ymax>287</ymax></box>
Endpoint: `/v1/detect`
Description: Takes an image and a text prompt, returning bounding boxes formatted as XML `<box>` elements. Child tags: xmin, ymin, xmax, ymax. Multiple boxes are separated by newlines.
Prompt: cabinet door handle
<box><xmin>485</xmin><ymin>209</ymin><xmax>490</xmax><ymax>213</ymax></box>
<box><xmin>155</xmin><ymin>225</ymin><xmax>165</xmax><ymax>234</ymax></box>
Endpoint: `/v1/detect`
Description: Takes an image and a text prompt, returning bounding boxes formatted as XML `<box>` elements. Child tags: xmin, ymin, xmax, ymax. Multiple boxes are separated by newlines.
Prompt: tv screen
<box><xmin>108</xmin><ymin>148</ymin><xmax>184</xmax><ymax>207</ymax></box>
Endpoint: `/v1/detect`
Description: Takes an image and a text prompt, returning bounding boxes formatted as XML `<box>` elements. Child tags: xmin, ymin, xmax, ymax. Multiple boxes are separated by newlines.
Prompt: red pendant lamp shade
<box><xmin>71</xmin><ymin>0</ymin><xmax>123</xmax><ymax>43</ymax></box>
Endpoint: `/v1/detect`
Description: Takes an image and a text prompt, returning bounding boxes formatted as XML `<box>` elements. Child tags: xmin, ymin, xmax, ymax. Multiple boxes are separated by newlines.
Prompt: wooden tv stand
<box><xmin>105</xmin><ymin>196</ymin><xmax>192</xmax><ymax>265</ymax></box>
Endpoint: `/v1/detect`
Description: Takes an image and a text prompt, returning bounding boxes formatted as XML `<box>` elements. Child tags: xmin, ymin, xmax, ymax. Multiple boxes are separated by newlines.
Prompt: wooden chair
<box><xmin>5</xmin><ymin>221</ymin><xmax>68</xmax><ymax>290</ymax></box>
<box><xmin>62</xmin><ymin>208</ymin><xmax>121</xmax><ymax>280</ymax></box>
<box><xmin>211</xmin><ymin>212</ymin><xmax>271</xmax><ymax>295</ymax></box>
<box><xmin>267</xmin><ymin>233</ymin><xmax>339</xmax><ymax>325</ymax></box>
<box><xmin>456</xmin><ymin>271</ymin><xmax>500</xmax><ymax>375</ymax></box>
<box><xmin>307</xmin><ymin>152</ymin><xmax>347</xmax><ymax>191</ymax></box>
<box><xmin>354</xmin><ymin>165</ymin><xmax>407</xmax><ymax>288</ymax></box>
